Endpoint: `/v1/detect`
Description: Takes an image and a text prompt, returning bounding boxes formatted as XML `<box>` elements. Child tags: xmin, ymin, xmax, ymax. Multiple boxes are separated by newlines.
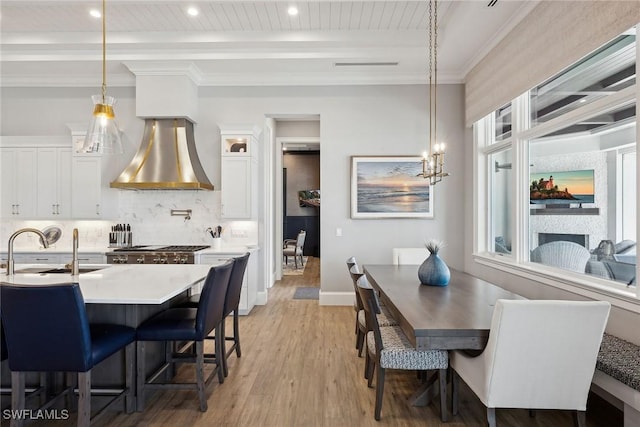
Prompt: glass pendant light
<box><xmin>83</xmin><ymin>0</ymin><xmax>123</xmax><ymax>154</ymax></box>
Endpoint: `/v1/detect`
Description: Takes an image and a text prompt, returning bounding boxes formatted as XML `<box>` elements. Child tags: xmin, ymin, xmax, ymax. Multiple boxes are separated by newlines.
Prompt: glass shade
<box><xmin>83</xmin><ymin>95</ymin><xmax>123</xmax><ymax>154</ymax></box>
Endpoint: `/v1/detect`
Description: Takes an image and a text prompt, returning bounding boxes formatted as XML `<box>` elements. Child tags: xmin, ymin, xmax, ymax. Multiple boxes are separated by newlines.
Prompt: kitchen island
<box><xmin>4</xmin><ymin>263</ymin><xmax>212</xmax><ymax>303</ymax></box>
<box><xmin>1</xmin><ymin>263</ymin><xmax>215</xmax><ymax>412</ymax></box>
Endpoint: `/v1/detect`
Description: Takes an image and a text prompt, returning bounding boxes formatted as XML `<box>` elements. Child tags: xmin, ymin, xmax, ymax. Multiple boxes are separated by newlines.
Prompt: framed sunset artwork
<box><xmin>350</xmin><ymin>156</ymin><xmax>433</xmax><ymax>219</ymax></box>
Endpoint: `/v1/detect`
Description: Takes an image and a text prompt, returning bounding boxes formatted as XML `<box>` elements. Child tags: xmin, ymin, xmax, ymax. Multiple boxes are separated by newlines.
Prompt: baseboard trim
<box><xmin>319</xmin><ymin>291</ymin><xmax>353</xmax><ymax>306</ymax></box>
<box><xmin>256</xmin><ymin>291</ymin><xmax>267</xmax><ymax>305</ymax></box>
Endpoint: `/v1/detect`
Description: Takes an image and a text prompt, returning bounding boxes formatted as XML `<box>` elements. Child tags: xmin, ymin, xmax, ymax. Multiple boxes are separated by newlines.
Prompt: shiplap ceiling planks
<box><xmin>0</xmin><ymin>1</ymin><xmax>538</xmax><ymax>87</ymax></box>
<box><xmin>1</xmin><ymin>1</ymin><xmax>431</xmax><ymax>32</ymax></box>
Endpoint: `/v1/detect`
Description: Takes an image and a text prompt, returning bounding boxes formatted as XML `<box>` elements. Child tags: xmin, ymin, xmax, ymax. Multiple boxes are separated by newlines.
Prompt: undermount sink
<box><xmin>15</xmin><ymin>267</ymin><xmax>106</xmax><ymax>274</ymax></box>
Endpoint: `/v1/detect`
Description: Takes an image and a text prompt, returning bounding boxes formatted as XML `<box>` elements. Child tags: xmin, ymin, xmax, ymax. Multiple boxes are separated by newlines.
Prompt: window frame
<box><xmin>473</xmin><ymin>43</ymin><xmax>639</xmax><ymax>309</ymax></box>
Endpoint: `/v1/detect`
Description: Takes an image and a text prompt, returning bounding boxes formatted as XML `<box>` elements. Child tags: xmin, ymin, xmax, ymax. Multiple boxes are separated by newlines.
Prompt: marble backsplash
<box><xmin>1</xmin><ymin>190</ymin><xmax>257</xmax><ymax>250</ymax></box>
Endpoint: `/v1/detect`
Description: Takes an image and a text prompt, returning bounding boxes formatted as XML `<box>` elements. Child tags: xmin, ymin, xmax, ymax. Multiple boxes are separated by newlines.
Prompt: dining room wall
<box><xmin>1</xmin><ymin>83</ymin><xmax>467</xmax><ymax>305</ymax></box>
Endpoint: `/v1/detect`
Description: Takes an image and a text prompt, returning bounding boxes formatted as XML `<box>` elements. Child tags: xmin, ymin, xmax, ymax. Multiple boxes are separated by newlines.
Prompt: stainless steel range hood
<box><xmin>110</xmin><ymin>118</ymin><xmax>213</xmax><ymax>190</ymax></box>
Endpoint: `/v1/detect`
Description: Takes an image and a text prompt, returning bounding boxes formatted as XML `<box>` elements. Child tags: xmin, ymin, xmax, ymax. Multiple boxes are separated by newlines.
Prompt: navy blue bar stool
<box><xmin>181</xmin><ymin>252</ymin><xmax>250</xmax><ymax>377</ymax></box>
<box><xmin>1</xmin><ymin>323</ymin><xmax>7</xmax><ymax>362</ymax></box>
<box><xmin>219</xmin><ymin>252</ymin><xmax>250</xmax><ymax>377</ymax></box>
<box><xmin>136</xmin><ymin>260</ymin><xmax>233</xmax><ymax>412</ymax></box>
<box><xmin>0</xmin><ymin>282</ymin><xmax>135</xmax><ymax>427</ymax></box>
<box><xmin>0</xmin><ymin>321</ymin><xmax>48</xmax><ymax>409</ymax></box>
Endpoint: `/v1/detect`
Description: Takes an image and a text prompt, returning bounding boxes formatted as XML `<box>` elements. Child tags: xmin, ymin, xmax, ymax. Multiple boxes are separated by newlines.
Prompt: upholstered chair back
<box><xmin>391</xmin><ymin>248</ymin><xmax>430</xmax><ymax>265</ymax></box>
<box><xmin>196</xmin><ymin>261</ymin><xmax>233</xmax><ymax>340</ymax></box>
<box><xmin>480</xmin><ymin>299</ymin><xmax>610</xmax><ymax>409</ymax></box>
<box><xmin>1</xmin><ymin>283</ymin><xmax>93</xmax><ymax>372</ymax></box>
<box><xmin>224</xmin><ymin>252</ymin><xmax>250</xmax><ymax>317</ymax></box>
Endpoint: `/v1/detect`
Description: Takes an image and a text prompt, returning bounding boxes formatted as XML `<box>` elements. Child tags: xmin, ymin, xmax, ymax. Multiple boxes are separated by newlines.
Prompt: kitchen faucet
<box><xmin>6</xmin><ymin>228</ymin><xmax>49</xmax><ymax>275</ymax></box>
<box><xmin>67</xmin><ymin>228</ymin><xmax>80</xmax><ymax>276</ymax></box>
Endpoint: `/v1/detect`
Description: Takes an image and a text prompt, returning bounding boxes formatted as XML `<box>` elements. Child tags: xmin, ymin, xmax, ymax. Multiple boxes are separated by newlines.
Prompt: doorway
<box><xmin>282</xmin><ymin>149</ymin><xmax>320</xmax><ymax>258</ymax></box>
<box><xmin>261</xmin><ymin>114</ymin><xmax>320</xmax><ymax>288</ymax></box>
<box><xmin>270</xmin><ymin>119</ymin><xmax>320</xmax><ymax>284</ymax></box>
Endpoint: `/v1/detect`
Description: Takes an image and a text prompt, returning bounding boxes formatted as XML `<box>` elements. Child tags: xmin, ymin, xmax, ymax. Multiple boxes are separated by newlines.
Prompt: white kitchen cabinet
<box><xmin>36</xmin><ymin>147</ymin><xmax>72</xmax><ymax>218</ymax></box>
<box><xmin>0</xmin><ymin>252</ymin><xmax>105</xmax><ymax>265</ymax></box>
<box><xmin>220</xmin><ymin>126</ymin><xmax>260</xmax><ymax>219</ymax></box>
<box><xmin>71</xmin><ymin>156</ymin><xmax>103</xmax><ymax>218</ymax></box>
<box><xmin>197</xmin><ymin>251</ymin><xmax>257</xmax><ymax>315</ymax></box>
<box><xmin>1</xmin><ymin>136</ymin><xmax>100</xmax><ymax>220</ymax></box>
<box><xmin>67</xmin><ymin>126</ymin><xmax>116</xmax><ymax>219</ymax></box>
<box><xmin>1</xmin><ymin>147</ymin><xmax>37</xmax><ymax>218</ymax></box>
<box><xmin>221</xmin><ymin>157</ymin><xmax>252</xmax><ymax>218</ymax></box>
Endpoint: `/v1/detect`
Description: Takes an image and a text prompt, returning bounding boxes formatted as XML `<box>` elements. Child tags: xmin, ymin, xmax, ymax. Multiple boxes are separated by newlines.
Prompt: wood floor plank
<box><xmin>65</xmin><ymin>256</ymin><xmax>620</xmax><ymax>427</ymax></box>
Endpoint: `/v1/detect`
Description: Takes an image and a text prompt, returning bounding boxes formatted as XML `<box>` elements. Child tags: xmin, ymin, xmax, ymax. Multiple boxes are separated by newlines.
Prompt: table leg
<box><xmin>409</xmin><ymin>371</ymin><xmax>439</xmax><ymax>407</ymax></box>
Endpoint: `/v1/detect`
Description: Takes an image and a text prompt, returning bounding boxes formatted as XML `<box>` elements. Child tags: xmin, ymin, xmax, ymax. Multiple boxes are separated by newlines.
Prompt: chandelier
<box><xmin>420</xmin><ymin>0</ymin><xmax>449</xmax><ymax>185</ymax></box>
<box><xmin>82</xmin><ymin>0</ymin><xmax>123</xmax><ymax>154</ymax></box>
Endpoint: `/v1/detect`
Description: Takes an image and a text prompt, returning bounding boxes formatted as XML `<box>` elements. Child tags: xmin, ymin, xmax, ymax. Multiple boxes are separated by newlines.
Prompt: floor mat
<box><xmin>293</xmin><ymin>287</ymin><xmax>319</xmax><ymax>300</ymax></box>
<box><xmin>283</xmin><ymin>257</ymin><xmax>308</xmax><ymax>275</ymax></box>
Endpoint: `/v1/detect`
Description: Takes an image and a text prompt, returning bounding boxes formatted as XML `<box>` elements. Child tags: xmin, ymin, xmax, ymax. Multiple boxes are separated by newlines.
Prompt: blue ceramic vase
<box><xmin>418</xmin><ymin>251</ymin><xmax>450</xmax><ymax>287</ymax></box>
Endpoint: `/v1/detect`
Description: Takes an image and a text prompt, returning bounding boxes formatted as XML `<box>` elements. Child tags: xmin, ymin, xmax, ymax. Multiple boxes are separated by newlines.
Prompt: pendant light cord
<box><xmin>428</xmin><ymin>0</ymin><xmax>438</xmax><ymax>158</ymax></box>
<box><xmin>101</xmin><ymin>0</ymin><xmax>107</xmax><ymax>104</ymax></box>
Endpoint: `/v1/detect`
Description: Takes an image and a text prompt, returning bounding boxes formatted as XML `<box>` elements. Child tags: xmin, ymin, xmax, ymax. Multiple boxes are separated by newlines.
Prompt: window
<box><xmin>530</xmin><ymin>33</ymin><xmax>636</xmax><ymax>127</ymax></box>
<box><xmin>528</xmin><ymin>103</ymin><xmax>635</xmax><ymax>285</ymax></box>
<box><xmin>475</xmin><ymin>27</ymin><xmax>638</xmax><ymax>299</ymax></box>
<box><xmin>620</xmin><ymin>149</ymin><xmax>637</xmax><ymax>241</ymax></box>
<box><xmin>490</xmin><ymin>149</ymin><xmax>513</xmax><ymax>256</ymax></box>
<box><xmin>495</xmin><ymin>103</ymin><xmax>512</xmax><ymax>142</ymax></box>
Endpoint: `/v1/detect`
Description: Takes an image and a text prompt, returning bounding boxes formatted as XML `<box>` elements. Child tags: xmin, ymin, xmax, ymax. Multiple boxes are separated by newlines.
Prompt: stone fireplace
<box><xmin>537</xmin><ymin>232</ymin><xmax>589</xmax><ymax>248</ymax></box>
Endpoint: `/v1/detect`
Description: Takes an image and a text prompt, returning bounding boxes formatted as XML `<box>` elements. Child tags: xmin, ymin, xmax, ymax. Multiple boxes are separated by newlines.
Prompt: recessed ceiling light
<box><xmin>579</xmin><ymin>98</ymin><xmax>587</xmax><ymax>103</ymax></box>
<box><xmin>288</xmin><ymin>6</ymin><xmax>299</xmax><ymax>16</ymax></box>
<box><xmin>89</xmin><ymin>9</ymin><xmax>101</xmax><ymax>18</ymax></box>
<box><xmin>187</xmin><ymin>7</ymin><xmax>199</xmax><ymax>17</ymax></box>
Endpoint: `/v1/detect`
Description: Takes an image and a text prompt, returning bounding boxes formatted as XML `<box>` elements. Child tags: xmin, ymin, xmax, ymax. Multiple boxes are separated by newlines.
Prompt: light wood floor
<box><xmin>86</xmin><ymin>256</ymin><xmax>620</xmax><ymax>427</ymax></box>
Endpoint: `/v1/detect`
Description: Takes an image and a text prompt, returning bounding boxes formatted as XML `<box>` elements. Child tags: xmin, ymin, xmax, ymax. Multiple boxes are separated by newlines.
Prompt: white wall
<box><xmin>1</xmin><ymin>83</ymin><xmax>467</xmax><ymax>304</ymax></box>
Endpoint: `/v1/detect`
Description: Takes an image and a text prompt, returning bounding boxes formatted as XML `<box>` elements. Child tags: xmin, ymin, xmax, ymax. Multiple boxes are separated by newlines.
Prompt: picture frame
<box><xmin>350</xmin><ymin>156</ymin><xmax>433</xmax><ymax>219</ymax></box>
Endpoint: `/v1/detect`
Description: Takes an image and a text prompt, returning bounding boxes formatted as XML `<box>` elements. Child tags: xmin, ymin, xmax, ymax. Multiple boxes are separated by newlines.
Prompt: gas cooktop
<box><xmin>111</xmin><ymin>245</ymin><xmax>210</xmax><ymax>252</ymax></box>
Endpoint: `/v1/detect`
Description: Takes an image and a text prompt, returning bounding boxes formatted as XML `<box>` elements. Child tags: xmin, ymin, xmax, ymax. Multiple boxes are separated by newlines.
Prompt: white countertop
<box><xmin>2</xmin><ymin>264</ymin><xmax>211</xmax><ymax>305</ymax></box>
<box><xmin>2</xmin><ymin>245</ymin><xmax>259</xmax><ymax>255</ymax></box>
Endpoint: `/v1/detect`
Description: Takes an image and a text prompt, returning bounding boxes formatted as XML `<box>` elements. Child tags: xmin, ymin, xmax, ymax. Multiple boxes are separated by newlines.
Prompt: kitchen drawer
<box><xmin>0</xmin><ymin>252</ymin><xmax>105</xmax><ymax>264</ymax></box>
<box><xmin>198</xmin><ymin>254</ymin><xmax>238</xmax><ymax>265</ymax></box>
<box><xmin>74</xmin><ymin>253</ymin><xmax>105</xmax><ymax>264</ymax></box>
<box><xmin>14</xmin><ymin>254</ymin><xmax>64</xmax><ymax>264</ymax></box>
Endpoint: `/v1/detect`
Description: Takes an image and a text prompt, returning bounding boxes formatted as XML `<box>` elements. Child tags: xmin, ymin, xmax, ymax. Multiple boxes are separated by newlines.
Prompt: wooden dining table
<box><xmin>363</xmin><ymin>264</ymin><xmax>525</xmax><ymax>407</ymax></box>
<box><xmin>363</xmin><ymin>265</ymin><xmax>525</xmax><ymax>351</ymax></box>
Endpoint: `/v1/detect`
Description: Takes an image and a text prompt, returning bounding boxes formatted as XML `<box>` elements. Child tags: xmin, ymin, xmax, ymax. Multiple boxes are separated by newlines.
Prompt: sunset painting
<box><xmin>351</xmin><ymin>156</ymin><xmax>433</xmax><ymax>218</ymax></box>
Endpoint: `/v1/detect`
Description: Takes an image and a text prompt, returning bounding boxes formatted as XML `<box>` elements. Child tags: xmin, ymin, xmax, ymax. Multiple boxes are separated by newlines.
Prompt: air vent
<box><xmin>487</xmin><ymin>0</ymin><xmax>498</xmax><ymax>6</ymax></box>
<box><xmin>334</xmin><ymin>62</ymin><xmax>399</xmax><ymax>67</ymax></box>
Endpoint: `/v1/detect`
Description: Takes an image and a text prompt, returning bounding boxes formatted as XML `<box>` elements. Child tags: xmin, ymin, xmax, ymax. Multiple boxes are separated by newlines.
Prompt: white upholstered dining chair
<box><xmin>450</xmin><ymin>299</ymin><xmax>610</xmax><ymax>427</ymax></box>
<box><xmin>391</xmin><ymin>247</ymin><xmax>429</xmax><ymax>265</ymax></box>
<box><xmin>283</xmin><ymin>230</ymin><xmax>306</xmax><ymax>269</ymax></box>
